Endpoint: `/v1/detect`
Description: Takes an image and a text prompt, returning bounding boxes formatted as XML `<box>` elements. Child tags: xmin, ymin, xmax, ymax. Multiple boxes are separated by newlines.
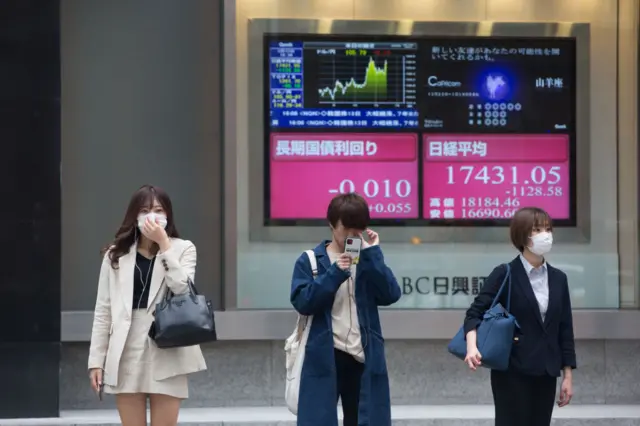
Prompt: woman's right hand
<box><xmin>464</xmin><ymin>346</ymin><xmax>482</xmax><ymax>371</ymax></box>
<box><xmin>336</xmin><ymin>253</ymin><xmax>353</xmax><ymax>271</ymax></box>
<box><xmin>89</xmin><ymin>368</ymin><xmax>103</xmax><ymax>393</ymax></box>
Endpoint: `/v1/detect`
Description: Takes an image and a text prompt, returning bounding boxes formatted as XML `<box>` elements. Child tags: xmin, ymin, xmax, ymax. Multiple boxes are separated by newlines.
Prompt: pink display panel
<box><xmin>270</xmin><ymin>133</ymin><xmax>419</xmax><ymax>219</ymax></box>
<box><xmin>423</xmin><ymin>134</ymin><xmax>570</xmax><ymax>220</ymax></box>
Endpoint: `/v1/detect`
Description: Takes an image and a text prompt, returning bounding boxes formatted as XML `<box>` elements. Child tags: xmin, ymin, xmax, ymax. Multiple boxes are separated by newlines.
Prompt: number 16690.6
<box><xmin>446</xmin><ymin>165</ymin><xmax>562</xmax><ymax>185</ymax></box>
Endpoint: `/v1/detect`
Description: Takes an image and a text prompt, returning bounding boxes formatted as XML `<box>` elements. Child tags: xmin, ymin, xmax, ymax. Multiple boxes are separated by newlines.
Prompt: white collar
<box><xmin>519</xmin><ymin>254</ymin><xmax>547</xmax><ymax>275</ymax></box>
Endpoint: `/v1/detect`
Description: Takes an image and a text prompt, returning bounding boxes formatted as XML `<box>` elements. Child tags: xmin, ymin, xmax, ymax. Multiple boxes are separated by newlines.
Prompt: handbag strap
<box><xmin>489</xmin><ymin>263</ymin><xmax>512</xmax><ymax>311</ymax></box>
<box><xmin>164</xmin><ymin>276</ymin><xmax>198</xmax><ymax>302</ymax></box>
<box><xmin>295</xmin><ymin>250</ymin><xmax>318</xmax><ymax>336</ymax></box>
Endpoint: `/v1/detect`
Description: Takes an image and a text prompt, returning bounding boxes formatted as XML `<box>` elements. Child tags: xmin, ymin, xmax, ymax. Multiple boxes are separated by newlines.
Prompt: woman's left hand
<box><xmin>557</xmin><ymin>376</ymin><xmax>573</xmax><ymax>407</ymax></box>
<box><xmin>142</xmin><ymin>217</ymin><xmax>169</xmax><ymax>244</ymax></box>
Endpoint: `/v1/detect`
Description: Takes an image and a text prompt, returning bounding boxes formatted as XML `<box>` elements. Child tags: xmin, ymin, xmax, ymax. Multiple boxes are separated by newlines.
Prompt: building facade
<box><xmin>2</xmin><ymin>0</ymin><xmax>640</xmax><ymax>422</ymax></box>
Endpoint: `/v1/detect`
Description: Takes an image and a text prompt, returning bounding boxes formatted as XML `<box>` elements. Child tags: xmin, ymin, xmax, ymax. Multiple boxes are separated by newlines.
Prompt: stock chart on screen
<box><xmin>267</xmin><ymin>38</ymin><xmax>419</xmax><ymax>130</ymax></box>
<box><xmin>264</xmin><ymin>34</ymin><xmax>576</xmax><ymax>226</ymax></box>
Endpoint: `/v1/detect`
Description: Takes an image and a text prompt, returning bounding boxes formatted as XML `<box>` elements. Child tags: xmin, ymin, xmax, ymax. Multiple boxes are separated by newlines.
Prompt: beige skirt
<box><xmin>104</xmin><ymin>309</ymin><xmax>189</xmax><ymax>399</ymax></box>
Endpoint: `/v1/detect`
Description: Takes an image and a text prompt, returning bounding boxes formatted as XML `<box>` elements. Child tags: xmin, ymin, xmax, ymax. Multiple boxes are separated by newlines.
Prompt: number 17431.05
<box><xmin>445</xmin><ymin>165</ymin><xmax>562</xmax><ymax>185</ymax></box>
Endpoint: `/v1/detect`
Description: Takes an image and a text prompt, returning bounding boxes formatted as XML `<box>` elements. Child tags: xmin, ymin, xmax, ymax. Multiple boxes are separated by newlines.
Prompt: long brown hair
<box><xmin>102</xmin><ymin>185</ymin><xmax>180</xmax><ymax>269</ymax></box>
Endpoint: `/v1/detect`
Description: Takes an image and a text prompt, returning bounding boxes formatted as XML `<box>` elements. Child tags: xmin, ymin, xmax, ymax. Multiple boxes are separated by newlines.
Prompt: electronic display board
<box><xmin>422</xmin><ymin>38</ymin><xmax>574</xmax><ymax>133</ymax></box>
<box><xmin>270</xmin><ymin>133</ymin><xmax>419</xmax><ymax>219</ymax></box>
<box><xmin>268</xmin><ymin>39</ymin><xmax>418</xmax><ymax>130</ymax></box>
<box><xmin>264</xmin><ymin>34</ymin><xmax>576</xmax><ymax>226</ymax></box>
<box><xmin>423</xmin><ymin>134</ymin><xmax>569</xmax><ymax>220</ymax></box>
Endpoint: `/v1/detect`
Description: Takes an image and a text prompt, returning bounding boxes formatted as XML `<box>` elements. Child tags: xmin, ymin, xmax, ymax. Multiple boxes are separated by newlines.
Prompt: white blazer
<box><xmin>88</xmin><ymin>238</ymin><xmax>207</xmax><ymax>386</ymax></box>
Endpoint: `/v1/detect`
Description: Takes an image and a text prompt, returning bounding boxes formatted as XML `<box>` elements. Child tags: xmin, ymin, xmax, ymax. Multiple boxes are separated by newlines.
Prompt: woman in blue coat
<box><xmin>290</xmin><ymin>193</ymin><xmax>402</xmax><ymax>426</ymax></box>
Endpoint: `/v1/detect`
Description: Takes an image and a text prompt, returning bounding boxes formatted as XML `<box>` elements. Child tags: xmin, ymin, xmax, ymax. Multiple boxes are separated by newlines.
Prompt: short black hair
<box><xmin>326</xmin><ymin>193</ymin><xmax>370</xmax><ymax>230</ymax></box>
<box><xmin>509</xmin><ymin>207</ymin><xmax>553</xmax><ymax>252</ymax></box>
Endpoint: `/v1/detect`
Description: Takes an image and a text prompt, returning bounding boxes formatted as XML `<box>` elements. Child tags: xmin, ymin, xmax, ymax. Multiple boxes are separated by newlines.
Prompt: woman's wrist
<box><xmin>158</xmin><ymin>237</ymin><xmax>172</xmax><ymax>253</ymax></box>
<box><xmin>465</xmin><ymin>330</ymin><xmax>477</xmax><ymax>348</ymax></box>
<box><xmin>333</xmin><ymin>261</ymin><xmax>350</xmax><ymax>273</ymax></box>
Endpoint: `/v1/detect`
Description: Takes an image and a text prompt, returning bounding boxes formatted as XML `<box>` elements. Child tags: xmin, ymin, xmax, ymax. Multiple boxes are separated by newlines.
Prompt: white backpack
<box><xmin>284</xmin><ymin>250</ymin><xmax>317</xmax><ymax>415</ymax></box>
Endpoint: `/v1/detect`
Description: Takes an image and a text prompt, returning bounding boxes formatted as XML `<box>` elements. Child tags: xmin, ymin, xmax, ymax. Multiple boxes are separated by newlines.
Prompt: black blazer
<box><xmin>463</xmin><ymin>256</ymin><xmax>577</xmax><ymax>377</ymax></box>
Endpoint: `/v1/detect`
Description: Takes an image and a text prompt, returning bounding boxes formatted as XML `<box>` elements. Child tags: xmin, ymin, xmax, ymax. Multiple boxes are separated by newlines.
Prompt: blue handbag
<box><xmin>447</xmin><ymin>264</ymin><xmax>519</xmax><ymax>371</ymax></box>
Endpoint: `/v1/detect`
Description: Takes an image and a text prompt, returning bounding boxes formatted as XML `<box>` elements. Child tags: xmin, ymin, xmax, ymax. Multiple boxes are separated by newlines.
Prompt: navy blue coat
<box><xmin>463</xmin><ymin>256</ymin><xmax>577</xmax><ymax>376</ymax></box>
<box><xmin>290</xmin><ymin>241</ymin><xmax>401</xmax><ymax>426</ymax></box>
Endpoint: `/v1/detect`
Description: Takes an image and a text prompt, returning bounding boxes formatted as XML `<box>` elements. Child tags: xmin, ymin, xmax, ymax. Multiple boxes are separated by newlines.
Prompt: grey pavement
<box><xmin>2</xmin><ymin>405</ymin><xmax>640</xmax><ymax>426</ymax></box>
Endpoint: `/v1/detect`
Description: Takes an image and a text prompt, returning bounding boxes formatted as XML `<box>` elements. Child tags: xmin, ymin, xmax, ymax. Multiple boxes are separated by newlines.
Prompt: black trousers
<box><xmin>491</xmin><ymin>369</ymin><xmax>557</xmax><ymax>426</ymax></box>
<box><xmin>335</xmin><ymin>348</ymin><xmax>365</xmax><ymax>426</ymax></box>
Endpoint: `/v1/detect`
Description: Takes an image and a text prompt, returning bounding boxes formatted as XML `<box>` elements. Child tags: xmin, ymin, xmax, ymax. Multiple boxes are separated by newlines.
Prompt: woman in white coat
<box><xmin>88</xmin><ymin>184</ymin><xmax>206</xmax><ymax>426</ymax></box>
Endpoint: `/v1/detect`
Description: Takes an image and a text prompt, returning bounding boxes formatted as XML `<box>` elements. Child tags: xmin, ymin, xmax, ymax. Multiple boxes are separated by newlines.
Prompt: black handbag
<box><xmin>148</xmin><ymin>278</ymin><xmax>217</xmax><ymax>348</ymax></box>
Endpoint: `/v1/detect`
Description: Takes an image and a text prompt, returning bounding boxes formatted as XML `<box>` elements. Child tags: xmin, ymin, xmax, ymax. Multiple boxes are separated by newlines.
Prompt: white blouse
<box><xmin>519</xmin><ymin>255</ymin><xmax>549</xmax><ymax>321</ymax></box>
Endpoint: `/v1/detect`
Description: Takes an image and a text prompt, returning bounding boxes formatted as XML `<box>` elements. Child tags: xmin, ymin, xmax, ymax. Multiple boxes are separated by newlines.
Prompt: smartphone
<box><xmin>98</xmin><ymin>382</ymin><xmax>104</xmax><ymax>401</ymax></box>
<box><xmin>344</xmin><ymin>237</ymin><xmax>362</xmax><ymax>264</ymax></box>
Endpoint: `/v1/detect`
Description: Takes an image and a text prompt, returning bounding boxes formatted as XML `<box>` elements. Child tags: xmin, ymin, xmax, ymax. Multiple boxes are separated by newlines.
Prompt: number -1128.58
<box><xmin>511</xmin><ymin>186</ymin><xmax>564</xmax><ymax>197</ymax></box>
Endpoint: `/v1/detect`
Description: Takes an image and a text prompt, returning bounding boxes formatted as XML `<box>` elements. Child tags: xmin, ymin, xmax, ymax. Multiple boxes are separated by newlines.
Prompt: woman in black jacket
<box><xmin>463</xmin><ymin>207</ymin><xmax>576</xmax><ymax>426</ymax></box>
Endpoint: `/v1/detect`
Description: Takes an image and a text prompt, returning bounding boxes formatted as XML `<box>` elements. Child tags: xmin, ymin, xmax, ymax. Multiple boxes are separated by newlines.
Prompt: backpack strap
<box><xmin>304</xmin><ymin>249</ymin><xmax>318</xmax><ymax>278</ymax></box>
<box><xmin>295</xmin><ymin>250</ymin><xmax>318</xmax><ymax>337</ymax></box>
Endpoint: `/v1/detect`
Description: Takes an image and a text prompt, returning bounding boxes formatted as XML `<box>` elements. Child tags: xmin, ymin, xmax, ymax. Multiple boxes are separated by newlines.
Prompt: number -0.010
<box><xmin>446</xmin><ymin>165</ymin><xmax>562</xmax><ymax>185</ymax></box>
<box><xmin>337</xmin><ymin>179</ymin><xmax>412</xmax><ymax>198</ymax></box>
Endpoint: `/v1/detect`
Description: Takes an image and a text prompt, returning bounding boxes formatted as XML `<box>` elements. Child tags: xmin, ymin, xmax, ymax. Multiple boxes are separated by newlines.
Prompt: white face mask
<box><xmin>529</xmin><ymin>232</ymin><xmax>553</xmax><ymax>256</ymax></box>
<box><xmin>137</xmin><ymin>212</ymin><xmax>167</xmax><ymax>231</ymax></box>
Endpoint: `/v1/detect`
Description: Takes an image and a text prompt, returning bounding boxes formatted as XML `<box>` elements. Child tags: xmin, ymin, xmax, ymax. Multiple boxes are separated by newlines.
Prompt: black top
<box><xmin>463</xmin><ymin>256</ymin><xmax>576</xmax><ymax>377</ymax></box>
<box><xmin>133</xmin><ymin>252</ymin><xmax>155</xmax><ymax>310</ymax></box>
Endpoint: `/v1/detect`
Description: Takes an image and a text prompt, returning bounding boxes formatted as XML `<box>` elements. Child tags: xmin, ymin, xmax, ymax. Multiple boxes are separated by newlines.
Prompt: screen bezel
<box><xmin>245</xmin><ymin>19</ymin><xmax>590</xmax><ymax>244</ymax></box>
<box><xmin>263</xmin><ymin>33</ymin><xmax>577</xmax><ymax>228</ymax></box>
